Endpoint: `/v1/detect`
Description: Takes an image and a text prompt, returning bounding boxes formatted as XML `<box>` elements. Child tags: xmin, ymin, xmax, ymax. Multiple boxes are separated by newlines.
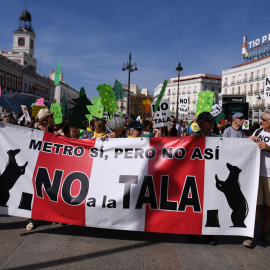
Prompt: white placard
<box><xmin>21</xmin><ymin>105</ymin><xmax>31</xmax><ymax>121</ymax></box>
<box><xmin>264</xmin><ymin>76</ymin><xmax>270</xmax><ymax>97</ymax></box>
<box><xmin>210</xmin><ymin>104</ymin><xmax>222</xmax><ymax>117</ymax></box>
<box><xmin>151</xmin><ymin>99</ymin><xmax>172</xmax><ymax>128</ymax></box>
<box><xmin>179</xmin><ymin>96</ymin><xmax>188</xmax><ymax>114</ymax></box>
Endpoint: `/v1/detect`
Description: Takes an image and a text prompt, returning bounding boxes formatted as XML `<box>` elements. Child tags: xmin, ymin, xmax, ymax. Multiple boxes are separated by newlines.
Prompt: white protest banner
<box><xmin>21</xmin><ymin>105</ymin><xmax>31</xmax><ymax>121</ymax></box>
<box><xmin>264</xmin><ymin>76</ymin><xmax>270</xmax><ymax>97</ymax></box>
<box><xmin>179</xmin><ymin>96</ymin><xmax>188</xmax><ymax>114</ymax></box>
<box><xmin>210</xmin><ymin>104</ymin><xmax>222</xmax><ymax>117</ymax></box>
<box><xmin>151</xmin><ymin>99</ymin><xmax>171</xmax><ymax>128</ymax></box>
<box><xmin>0</xmin><ymin>123</ymin><xmax>260</xmax><ymax>237</ymax></box>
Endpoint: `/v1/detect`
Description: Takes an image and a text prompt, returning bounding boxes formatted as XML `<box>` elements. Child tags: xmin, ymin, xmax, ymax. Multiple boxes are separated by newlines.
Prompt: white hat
<box><xmin>37</xmin><ymin>108</ymin><xmax>53</xmax><ymax>123</ymax></box>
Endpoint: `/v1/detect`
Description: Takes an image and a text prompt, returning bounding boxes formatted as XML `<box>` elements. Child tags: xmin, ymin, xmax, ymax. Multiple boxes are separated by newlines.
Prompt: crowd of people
<box><xmin>1</xmin><ymin>108</ymin><xmax>270</xmax><ymax>248</ymax></box>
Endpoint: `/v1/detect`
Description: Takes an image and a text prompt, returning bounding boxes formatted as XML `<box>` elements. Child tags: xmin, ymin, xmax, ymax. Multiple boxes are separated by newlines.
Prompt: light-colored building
<box><xmin>116</xmin><ymin>84</ymin><xmax>151</xmax><ymax>115</ymax></box>
<box><xmin>154</xmin><ymin>74</ymin><xmax>221</xmax><ymax>120</ymax></box>
<box><xmin>0</xmin><ymin>8</ymin><xmax>79</xmax><ymax>115</ymax></box>
<box><xmin>221</xmin><ymin>54</ymin><xmax>270</xmax><ymax>123</ymax></box>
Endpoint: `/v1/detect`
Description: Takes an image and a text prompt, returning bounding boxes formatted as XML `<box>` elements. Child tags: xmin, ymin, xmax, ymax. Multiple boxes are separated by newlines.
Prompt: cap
<box><xmin>197</xmin><ymin>112</ymin><xmax>215</xmax><ymax>122</ymax></box>
<box><xmin>128</xmin><ymin>120</ymin><xmax>144</xmax><ymax>130</ymax></box>
<box><xmin>233</xmin><ymin>112</ymin><xmax>244</xmax><ymax>120</ymax></box>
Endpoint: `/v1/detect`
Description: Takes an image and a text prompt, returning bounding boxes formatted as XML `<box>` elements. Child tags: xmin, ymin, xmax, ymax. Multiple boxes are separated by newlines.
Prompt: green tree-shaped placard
<box><xmin>86</xmin><ymin>97</ymin><xmax>104</xmax><ymax>121</ymax></box>
<box><xmin>97</xmin><ymin>84</ymin><xmax>118</xmax><ymax>113</ymax></box>
<box><xmin>69</xmin><ymin>94</ymin><xmax>92</xmax><ymax>129</ymax></box>
<box><xmin>50</xmin><ymin>102</ymin><xmax>63</xmax><ymax>124</ymax></box>
<box><xmin>79</xmin><ymin>87</ymin><xmax>86</xmax><ymax>97</ymax></box>
<box><xmin>113</xmin><ymin>79</ymin><xmax>126</xmax><ymax>101</ymax></box>
<box><xmin>196</xmin><ymin>90</ymin><xmax>215</xmax><ymax>116</ymax></box>
<box><xmin>154</xmin><ymin>80</ymin><xmax>168</xmax><ymax>112</ymax></box>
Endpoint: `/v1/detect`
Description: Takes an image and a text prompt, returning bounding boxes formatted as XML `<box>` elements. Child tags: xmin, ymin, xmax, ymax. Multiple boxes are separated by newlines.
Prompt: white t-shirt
<box><xmin>252</xmin><ymin>129</ymin><xmax>270</xmax><ymax>177</ymax></box>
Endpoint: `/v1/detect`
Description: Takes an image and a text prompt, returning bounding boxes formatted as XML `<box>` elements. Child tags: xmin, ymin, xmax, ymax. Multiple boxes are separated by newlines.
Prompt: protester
<box><xmin>105</xmin><ymin>117</ymin><xmax>126</xmax><ymax>138</ymax></box>
<box><xmin>177</xmin><ymin>120</ymin><xmax>187</xmax><ymax>136</ymax></box>
<box><xmin>82</xmin><ymin>119</ymin><xmax>95</xmax><ymax>139</ymax></box>
<box><xmin>142</xmin><ymin>119</ymin><xmax>154</xmax><ymax>137</ymax></box>
<box><xmin>190</xmin><ymin>111</ymin><xmax>217</xmax><ymax>245</ymax></box>
<box><xmin>186</xmin><ymin>115</ymin><xmax>198</xmax><ymax>135</ymax></box>
<box><xmin>128</xmin><ymin>120</ymin><xmax>144</xmax><ymax>138</ymax></box>
<box><xmin>92</xmin><ymin>120</ymin><xmax>106</xmax><ymax>138</ymax></box>
<box><xmin>223</xmin><ymin>113</ymin><xmax>246</xmax><ymax>138</ymax></box>
<box><xmin>36</xmin><ymin>108</ymin><xmax>54</xmax><ymax>131</ymax></box>
<box><xmin>243</xmin><ymin>110</ymin><xmax>270</xmax><ymax>248</ymax></box>
<box><xmin>220</xmin><ymin>118</ymin><xmax>231</xmax><ymax>135</ymax></box>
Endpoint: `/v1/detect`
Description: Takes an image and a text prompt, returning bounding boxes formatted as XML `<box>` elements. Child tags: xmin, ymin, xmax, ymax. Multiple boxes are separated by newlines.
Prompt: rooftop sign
<box><xmin>241</xmin><ymin>34</ymin><xmax>270</xmax><ymax>60</ymax></box>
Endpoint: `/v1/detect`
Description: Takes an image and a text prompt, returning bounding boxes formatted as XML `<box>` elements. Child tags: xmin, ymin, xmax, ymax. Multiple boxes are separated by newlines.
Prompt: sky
<box><xmin>1</xmin><ymin>0</ymin><xmax>270</xmax><ymax>100</ymax></box>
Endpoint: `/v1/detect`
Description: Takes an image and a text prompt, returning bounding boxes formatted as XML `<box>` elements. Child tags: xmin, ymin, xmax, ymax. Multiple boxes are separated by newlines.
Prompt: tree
<box><xmin>97</xmin><ymin>84</ymin><xmax>118</xmax><ymax>115</ymax></box>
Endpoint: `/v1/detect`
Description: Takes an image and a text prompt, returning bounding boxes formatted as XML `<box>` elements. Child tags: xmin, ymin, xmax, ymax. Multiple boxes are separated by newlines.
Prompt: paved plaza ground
<box><xmin>0</xmin><ymin>212</ymin><xmax>269</xmax><ymax>270</ymax></box>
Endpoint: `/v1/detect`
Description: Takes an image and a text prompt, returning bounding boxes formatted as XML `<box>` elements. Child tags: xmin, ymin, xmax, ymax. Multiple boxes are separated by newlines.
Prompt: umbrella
<box><xmin>0</xmin><ymin>93</ymin><xmax>51</xmax><ymax>115</ymax></box>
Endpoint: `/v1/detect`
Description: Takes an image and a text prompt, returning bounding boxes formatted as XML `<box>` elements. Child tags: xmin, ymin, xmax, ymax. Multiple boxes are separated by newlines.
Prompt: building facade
<box><xmin>153</xmin><ymin>74</ymin><xmax>221</xmax><ymax>120</ymax></box>
<box><xmin>0</xmin><ymin>9</ymin><xmax>79</xmax><ymax>115</ymax></box>
<box><xmin>116</xmin><ymin>84</ymin><xmax>151</xmax><ymax>115</ymax></box>
<box><xmin>221</xmin><ymin>55</ymin><xmax>270</xmax><ymax>123</ymax></box>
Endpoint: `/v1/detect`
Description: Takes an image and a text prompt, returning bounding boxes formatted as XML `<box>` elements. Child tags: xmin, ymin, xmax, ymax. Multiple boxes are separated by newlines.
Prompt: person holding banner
<box><xmin>128</xmin><ymin>121</ymin><xmax>144</xmax><ymax>138</ymax></box>
<box><xmin>36</xmin><ymin>108</ymin><xmax>54</xmax><ymax>132</ymax></box>
<box><xmin>223</xmin><ymin>113</ymin><xmax>246</xmax><ymax>138</ymax></box>
<box><xmin>243</xmin><ymin>111</ymin><xmax>270</xmax><ymax>247</ymax></box>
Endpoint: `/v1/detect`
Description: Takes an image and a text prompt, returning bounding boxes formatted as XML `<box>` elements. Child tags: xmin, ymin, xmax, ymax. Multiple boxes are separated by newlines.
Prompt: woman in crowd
<box><xmin>142</xmin><ymin>119</ymin><xmax>154</xmax><ymax>137</ymax></box>
<box><xmin>103</xmin><ymin>117</ymin><xmax>126</xmax><ymax>139</ymax></box>
<box><xmin>92</xmin><ymin>120</ymin><xmax>106</xmax><ymax>138</ymax></box>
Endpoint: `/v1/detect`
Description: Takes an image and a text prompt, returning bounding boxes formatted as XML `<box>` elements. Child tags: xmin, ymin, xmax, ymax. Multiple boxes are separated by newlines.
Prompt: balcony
<box><xmin>223</xmin><ymin>82</ymin><xmax>228</xmax><ymax>86</ymax></box>
<box><xmin>182</xmin><ymin>91</ymin><xmax>186</xmax><ymax>94</ymax></box>
<box><xmin>172</xmin><ymin>101</ymin><xmax>175</xmax><ymax>104</ymax></box>
<box><xmin>249</xmin><ymin>103</ymin><xmax>253</xmax><ymax>108</ymax></box>
<box><xmin>193</xmin><ymin>99</ymin><xmax>196</xmax><ymax>103</ymax></box>
<box><xmin>255</xmin><ymin>75</ymin><xmax>260</xmax><ymax>80</ymax></box>
<box><xmin>242</xmin><ymin>90</ymin><xmax>246</xmax><ymax>94</ymax></box>
<box><xmin>254</xmin><ymin>89</ymin><xmax>260</xmax><ymax>95</ymax></box>
<box><xmin>167</xmin><ymin>92</ymin><xmax>171</xmax><ymax>96</ymax></box>
<box><xmin>262</xmin><ymin>74</ymin><xmax>266</xmax><ymax>78</ymax></box>
<box><xmin>193</xmin><ymin>90</ymin><xmax>197</xmax><ymax>93</ymax></box>
<box><xmin>187</xmin><ymin>91</ymin><xmax>191</xmax><ymax>94</ymax></box>
<box><xmin>231</xmin><ymin>81</ymin><xmax>235</xmax><ymax>85</ymax></box>
<box><xmin>249</xmin><ymin>77</ymin><xmax>254</xmax><ymax>81</ymax></box>
<box><xmin>248</xmin><ymin>90</ymin><xmax>253</xmax><ymax>95</ymax></box>
<box><xmin>243</xmin><ymin>78</ymin><xmax>247</xmax><ymax>82</ymax></box>
<box><xmin>237</xmin><ymin>80</ymin><xmax>242</xmax><ymax>84</ymax></box>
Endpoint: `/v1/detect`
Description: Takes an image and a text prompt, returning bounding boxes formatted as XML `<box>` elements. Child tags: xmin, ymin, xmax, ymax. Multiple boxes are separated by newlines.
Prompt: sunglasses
<box><xmin>261</xmin><ymin>117</ymin><xmax>269</xmax><ymax>122</ymax></box>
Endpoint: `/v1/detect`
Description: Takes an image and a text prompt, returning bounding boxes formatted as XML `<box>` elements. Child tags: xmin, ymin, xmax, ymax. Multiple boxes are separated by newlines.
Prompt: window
<box><xmin>225</xmin><ymin>88</ymin><xmax>227</xmax><ymax>94</ymax></box>
<box><xmin>204</xmin><ymin>85</ymin><xmax>207</xmax><ymax>90</ymax></box>
<box><xmin>232</xmin><ymin>88</ymin><xmax>234</xmax><ymax>94</ymax></box>
<box><xmin>212</xmin><ymin>87</ymin><xmax>215</xmax><ymax>92</ymax></box>
<box><xmin>12</xmin><ymin>79</ymin><xmax>16</xmax><ymax>90</ymax></box>
<box><xmin>232</xmin><ymin>76</ymin><xmax>235</xmax><ymax>84</ymax></box>
<box><xmin>6</xmin><ymin>77</ymin><xmax>10</xmax><ymax>90</ymax></box>
<box><xmin>0</xmin><ymin>74</ymin><xmax>3</xmax><ymax>86</ymax></box>
<box><xmin>24</xmin><ymin>82</ymin><xmax>27</xmax><ymax>92</ymax></box>
<box><xmin>238</xmin><ymin>75</ymin><xmax>242</xmax><ymax>83</ymax></box>
<box><xmin>238</xmin><ymin>87</ymin><xmax>240</xmax><ymax>94</ymax></box>
<box><xmin>244</xmin><ymin>74</ymin><xmax>247</xmax><ymax>82</ymax></box>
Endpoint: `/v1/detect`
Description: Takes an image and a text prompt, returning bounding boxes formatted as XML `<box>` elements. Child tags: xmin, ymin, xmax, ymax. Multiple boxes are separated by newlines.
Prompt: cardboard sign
<box><xmin>50</xmin><ymin>103</ymin><xmax>63</xmax><ymax>124</ymax></box>
<box><xmin>179</xmin><ymin>96</ymin><xmax>188</xmax><ymax>114</ymax></box>
<box><xmin>37</xmin><ymin>98</ymin><xmax>44</xmax><ymax>106</ymax></box>
<box><xmin>21</xmin><ymin>105</ymin><xmax>31</xmax><ymax>121</ymax></box>
<box><xmin>31</xmin><ymin>105</ymin><xmax>48</xmax><ymax>117</ymax></box>
<box><xmin>242</xmin><ymin>120</ymin><xmax>249</xmax><ymax>130</ymax></box>
<box><xmin>211</xmin><ymin>104</ymin><xmax>222</xmax><ymax>117</ymax></box>
<box><xmin>151</xmin><ymin>99</ymin><xmax>172</xmax><ymax>128</ymax></box>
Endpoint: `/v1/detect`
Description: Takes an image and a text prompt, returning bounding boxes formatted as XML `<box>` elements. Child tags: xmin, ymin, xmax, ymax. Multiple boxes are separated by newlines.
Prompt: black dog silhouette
<box><xmin>215</xmin><ymin>163</ymin><xmax>248</xmax><ymax>228</ymax></box>
<box><xmin>0</xmin><ymin>149</ymin><xmax>28</xmax><ymax>206</ymax></box>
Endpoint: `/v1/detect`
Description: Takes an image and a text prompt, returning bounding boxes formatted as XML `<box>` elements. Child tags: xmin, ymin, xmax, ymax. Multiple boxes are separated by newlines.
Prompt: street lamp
<box><xmin>257</xmin><ymin>94</ymin><xmax>261</xmax><ymax>123</ymax></box>
<box><xmin>175</xmin><ymin>61</ymin><xmax>183</xmax><ymax>122</ymax></box>
<box><xmin>122</xmin><ymin>52</ymin><xmax>138</xmax><ymax>116</ymax></box>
